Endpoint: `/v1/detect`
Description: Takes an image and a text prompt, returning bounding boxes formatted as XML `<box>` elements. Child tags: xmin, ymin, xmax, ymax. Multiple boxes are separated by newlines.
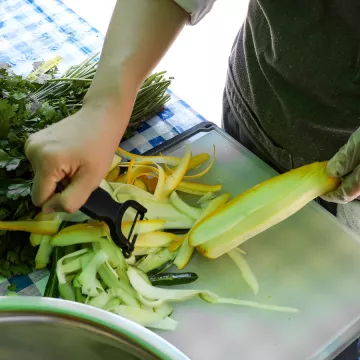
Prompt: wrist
<box><xmin>81</xmin><ymin>79</ymin><xmax>138</xmax><ymax>133</ymax></box>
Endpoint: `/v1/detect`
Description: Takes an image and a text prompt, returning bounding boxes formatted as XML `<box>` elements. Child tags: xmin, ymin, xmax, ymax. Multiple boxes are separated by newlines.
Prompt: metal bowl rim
<box><xmin>0</xmin><ymin>296</ymin><xmax>189</xmax><ymax>360</ymax></box>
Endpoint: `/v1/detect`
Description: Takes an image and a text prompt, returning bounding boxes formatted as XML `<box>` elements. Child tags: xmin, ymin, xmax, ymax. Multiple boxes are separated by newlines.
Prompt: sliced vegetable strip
<box><xmin>228</xmin><ymin>249</ymin><xmax>259</xmax><ymax>295</ymax></box>
<box><xmin>56</xmin><ymin>249</ymin><xmax>90</xmax><ymax>284</ymax></box>
<box><xmin>78</xmin><ymin>250</ymin><xmax>108</xmax><ymax>296</ymax></box>
<box><xmin>188</xmin><ymin>192</ymin><xmax>230</xmax><ymax>248</ymax></box>
<box><xmin>51</xmin><ymin>223</ymin><xmax>107</xmax><ymax>247</ymax></box>
<box><xmin>134</xmin><ymin>178</ymin><xmax>148</xmax><ymax>191</ymax></box>
<box><xmin>176</xmin><ymin>181</ymin><xmax>222</xmax><ymax>195</ymax></box>
<box><xmin>187</xmin><ymin>153</ymin><xmax>211</xmax><ymax>171</ymax></box>
<box><xmin>117</xmin><ymin>147</ymin><xmax>181</xmax><ymax>166</ymax></box>
<box><xmin>35</xmin><ymin>235</ymin><xmax>53</xmax><ymax>269</ymax></box>
<box><xmin>169</xmin><ymin>234</ymin><xmax>186</xmax><ymax>252</ymax></box>
<box><xmin>115</xmin><ymin>192</ymin><xmax>194</xmax><ymax>230</ymax></box>
<box><xmin>135</xmin><ymin>231</ymin><xmax>176</xmax><ymax>248</ymax></box>
<box><xmin>122</xmin><ymin>220</ymin><xmax>166</xmax><ymax>237</ymax></box>
<box><xmin>166</xmin><ymin>153</ymin><xmax>211</xmax><ymax>175</ymax></box>
<box><xmin>127</xmin><ymin>267</ymin><xmax>298</xmax><ymax>313</ymax></box>
<box><xmin>175</xmin><ymin>193</ymin><xmax>230</xmax><ymax>269</ymax></box>
<box><xmin>111</xmin><ymin>305</ymin><xmax>177</xmax><ymax>330</ymax></box>
<box><xmin>109</xmin><ymin>154</ymin><xmax>122</xmax><ymax>172</ymax></box>
<box><xmin>137</xmin><ymin>248</ymin><xmax>177</xmax><ymax>273</ymax></box>
<box><xmin>162</xmin><ymin>146</ymin><xmax>192</xmax><ymax>198</ymax></box>
<box><xmin>126</xmin><ymin>159</ymin><xmax>135</xmax><ymax>184</ymax></box>
<box><xmin>106</xmin><ymin>165</ymin><xmax>120</xmax><ymax>182</ymax></box>
<box><xmin>183</xmin><ymin>146</ymin><xmax>216</xmax><ymax>180</ymax></box>
<box><xmin>0</xmin><ymin>220</ymin><xmax>61</xmax><ymax>235</ymax></box>
<box><xmin>173</xmin><ymin>237</ymin><xmax>193</xmax><ymax>270</ymax></box>
<box><xmin>169</xmin><ymin>191</ymin><xmax>202</xmax><ymax>221</ymax></box>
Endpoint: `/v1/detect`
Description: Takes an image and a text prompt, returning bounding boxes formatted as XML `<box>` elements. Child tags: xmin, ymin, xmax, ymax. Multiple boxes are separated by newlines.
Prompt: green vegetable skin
<box><xmin>147</xmin><ymin>260</ymin><xmax>173</xmax><ymax>276</ymax></box>
<box><xmin>149</xmin><ymin>272</ymin><xmax>198</xmax><ymax>286</ymax></box>
<box><xmin>44</xmin><ymin>221</ymin><xmax>76</xmax><ymax>298</ymax></box>
<box><xmin>0</xmin><ymin>57</ymin><xmax>172</xmax><ymax>278</ymax></box>
<box><xmin>44</xmin><ymin>247</ymin><xmax>63</xmax><ymax>298</ymax></box>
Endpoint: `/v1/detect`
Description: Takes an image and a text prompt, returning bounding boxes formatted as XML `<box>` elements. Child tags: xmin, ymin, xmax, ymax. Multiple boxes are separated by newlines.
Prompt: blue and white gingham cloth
<box><xmin>0</xmin><ymin>0</ymin><xmax>203</xmax><ymax>296</ymax></box>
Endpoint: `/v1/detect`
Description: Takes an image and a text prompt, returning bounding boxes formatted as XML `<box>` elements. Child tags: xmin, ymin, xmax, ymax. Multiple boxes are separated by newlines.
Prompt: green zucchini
<box><xmin>149</xmin><ymin>272</ymin><xmax>198</xmax><ymax>286</ymax></box>
<box><xmin>58</xmin><ymin>282</ymin><xmax>76</xmax><ymax>301</ymax></box>
<box><xmin>44</xmin><ymin>247</ymin><xmax>63</xmax><ymax>298</ymax></box>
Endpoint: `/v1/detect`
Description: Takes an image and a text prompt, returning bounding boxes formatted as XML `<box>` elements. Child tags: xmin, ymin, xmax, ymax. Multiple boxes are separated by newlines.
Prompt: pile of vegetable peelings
<box><xmin>0</xmin><ymin>106</ymin><xmax>341</xmax><ymax>330</ymax></box>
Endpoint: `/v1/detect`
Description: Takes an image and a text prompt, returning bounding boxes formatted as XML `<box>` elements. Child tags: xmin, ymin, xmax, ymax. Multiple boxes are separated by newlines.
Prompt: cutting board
<box><xmin>145</xmin><ymin>122</ymin><xmax>360</xmax><ymax>360</ymax></box>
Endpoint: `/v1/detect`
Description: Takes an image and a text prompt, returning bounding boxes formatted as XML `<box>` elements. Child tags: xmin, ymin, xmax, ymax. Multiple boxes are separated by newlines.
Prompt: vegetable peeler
<box><xmin>56</xmin><ymin>183</ymin><xmax>147</xmax><ymax>258</ymax></box>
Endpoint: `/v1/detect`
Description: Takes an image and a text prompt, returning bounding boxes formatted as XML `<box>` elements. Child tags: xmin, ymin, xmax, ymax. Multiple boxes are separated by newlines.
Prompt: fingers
<box><xmin>42</xmin><ymin>167</ymin><xmax>102</xmax><ymax>213</ymax></box>
<box><xmin>327</xmin><ymin>128</ymin><xmax>360</xmax><ymax>177</ymax></box>
<box><xmin>25</xmin><ymin>139</ymin><xmax>65</xmax><ymax>207</ymax></box>
<box><xmin>322</xmin><ymin>163</ymin><xmax>360</xmax><ymax>204</ymax></box>
<box><xmin>31</xmin><ymin>168</ymin><xmax>59</xmax><ymax>207</ymax></box>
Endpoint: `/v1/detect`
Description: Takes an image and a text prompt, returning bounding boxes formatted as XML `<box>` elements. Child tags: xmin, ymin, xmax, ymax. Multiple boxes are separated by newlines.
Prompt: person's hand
<box><xmin>323</xmin><ymin>127</ymin><xmax>360</xmax><ymax>204</ymax></box>
<box><xmin>25</xmin><ymin>106</ymin><xmax>125</xmax><ymax>213</ymax></box>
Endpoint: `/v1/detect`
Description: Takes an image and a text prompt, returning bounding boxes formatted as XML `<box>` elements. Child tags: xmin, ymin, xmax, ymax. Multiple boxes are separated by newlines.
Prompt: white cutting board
<box><xmin>150</xmin><ymin>126</ymin><xmax>360</xmax><ymax>360</ymax></box>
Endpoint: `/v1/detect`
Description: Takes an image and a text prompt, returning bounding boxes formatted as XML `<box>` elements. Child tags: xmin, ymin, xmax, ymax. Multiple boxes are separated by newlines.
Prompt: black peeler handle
<box><xmin>55</xmin><ymin>183</ymin><xmax>147</xmax><ymax>258</ymax></box>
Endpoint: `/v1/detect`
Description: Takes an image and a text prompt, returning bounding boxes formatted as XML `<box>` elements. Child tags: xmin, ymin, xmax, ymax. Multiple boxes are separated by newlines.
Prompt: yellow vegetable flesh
<box><xmin>122</xmin><ymin>220</ymin><xmax>166</xmax><ymax>238</ymax></box>
<box><xmin>190</xmin><ymin>162</ymin><xmax>340</xmax><ymax>258</ymax></box>
<box><xmin>106</xmin><ymin>165</ymin><xmax>120</xmax><ymax>182</ymax></box>
<box><xmin>183</xmin><ymin>146</ymin><xmax>215</xmax><ymax>180</ymax></box>
<box><xmin>0</xmin><ymin>220</ymin><xmax>61</xmax><ymax>235</ymax></box>
<box><xmin>176</xmin><ymin>181</ymin><xmax>222</xmax><ymax>195</ymax></box>
<box><xmin>117</xmin><ymin>147</ymin><xmax>181</xmax><ymax>166</ymax></box>
<box><xmin>134</xmin><ymin>178</ymin><xmax>148</xmax><ymax>192</ymax></box>
<box><xmin>161</xmin><ymin>146</ymin><xmax>192</xmax><ymax>198</ymax></box>
<box><xmin>135</xmin><ymin>231</ymin><xmax>176</xmax><ymax>247</ymax></box>
<box><xmin>174</xmin><ymin>193</ymin><xmax>230</xmax><ymax>269</ymax></box>
<box><xmin>169</xmin><ymin>234</ymin><xmax>186</xmax><ymax>252</ymax></box>
<box><xmin>109</xmin><ymin>154</ymin><xmax>122</xmax><ymax>172</ymax></box>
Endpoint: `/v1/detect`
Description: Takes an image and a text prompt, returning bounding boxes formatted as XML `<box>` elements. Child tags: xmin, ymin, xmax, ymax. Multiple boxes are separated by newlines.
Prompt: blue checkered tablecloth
<box><xmin>0</xmin><ymin>0</ymin><xmax>203</xmax><ymax>295</ymax></box>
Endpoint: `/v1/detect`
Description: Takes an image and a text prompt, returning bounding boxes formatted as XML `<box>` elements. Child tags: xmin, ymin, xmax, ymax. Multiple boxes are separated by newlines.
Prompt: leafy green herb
<box><xmin>0</xmin><ymin>100</ymin><xmax>18</xmax><ymax>138</ymax></box>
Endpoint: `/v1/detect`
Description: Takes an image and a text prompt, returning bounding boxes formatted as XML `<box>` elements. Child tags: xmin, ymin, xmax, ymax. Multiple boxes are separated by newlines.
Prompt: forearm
<box><xmin>83</xmin><ymin>0</ymin><xmax>188</xmax><ymax>124</ymax></box>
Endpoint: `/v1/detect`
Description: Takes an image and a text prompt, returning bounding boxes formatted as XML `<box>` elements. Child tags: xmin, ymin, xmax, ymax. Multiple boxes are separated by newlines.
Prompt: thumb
<box><xmin>42</xmin><ymin>167</ymin><xmax>102</xmax><ymax>213</ymax></box>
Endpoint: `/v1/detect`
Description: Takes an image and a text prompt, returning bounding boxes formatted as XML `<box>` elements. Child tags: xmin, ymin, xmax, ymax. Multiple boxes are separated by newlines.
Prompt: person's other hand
<box><xmin>323</xmin><ymin>127</ymin><xmax>360</xmax><ymax>203</ymax></box>
<box><xmin>25</xmin><ymin>106</ymin><xmax>124</xmax><ymax>213</ymax></box>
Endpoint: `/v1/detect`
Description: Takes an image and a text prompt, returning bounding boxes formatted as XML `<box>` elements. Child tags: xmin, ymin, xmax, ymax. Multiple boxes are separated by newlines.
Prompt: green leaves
<box><xmin>6</xmin><ymin>181</ymin><xmax>32</xmax><ymax>201</ymax></box>
<box><xmin>0</xmin><ymin>149</ymin><xmax>23</xmax><ymax>172</ymax></box>
<box><xmin>0</xmin><ymin>100</ymin><xmax>18</xmax><ymax>138</ymax></box>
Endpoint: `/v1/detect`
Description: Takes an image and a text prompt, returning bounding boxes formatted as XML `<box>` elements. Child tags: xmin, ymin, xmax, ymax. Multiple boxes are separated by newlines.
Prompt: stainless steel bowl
<box><xmin>0</xmin><ymin>297</ymin><xmax>190</xmax><ymax>360</ymax></box>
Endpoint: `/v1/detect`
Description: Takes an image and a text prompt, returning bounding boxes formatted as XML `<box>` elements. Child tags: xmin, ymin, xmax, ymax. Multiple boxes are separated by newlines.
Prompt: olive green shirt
<box><xmin>225</xmin><ymin>0</ymin><xmax>360</xmax><ymax>171</ymax></box>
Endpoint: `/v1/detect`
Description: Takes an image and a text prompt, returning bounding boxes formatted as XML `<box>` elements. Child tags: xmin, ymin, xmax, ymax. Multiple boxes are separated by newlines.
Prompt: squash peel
<box><xmin>176</xmin><ymin>181</ymin><xmax>222</xmax><ymax>195</ymax></box>
<box><xmin>0</xmin><ymin>220</ymin><xmax>61</xmax><ymax>235</ymax></box>
<box><xmin>122</xmin><ymin>219</ymin><xmax>166</xmax><ymax>237</ymax></box>
<box><xmin>117</xmin><ymin>147</ymin><xmax>181</xmax><ymax>166</ymax></box>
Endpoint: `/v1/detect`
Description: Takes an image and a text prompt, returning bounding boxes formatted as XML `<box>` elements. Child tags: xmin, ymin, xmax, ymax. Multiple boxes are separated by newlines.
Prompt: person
<box><xmin>24</xmin><ymin>1</ymin><xmax>360</xmax><ymax>358</ymax></box>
